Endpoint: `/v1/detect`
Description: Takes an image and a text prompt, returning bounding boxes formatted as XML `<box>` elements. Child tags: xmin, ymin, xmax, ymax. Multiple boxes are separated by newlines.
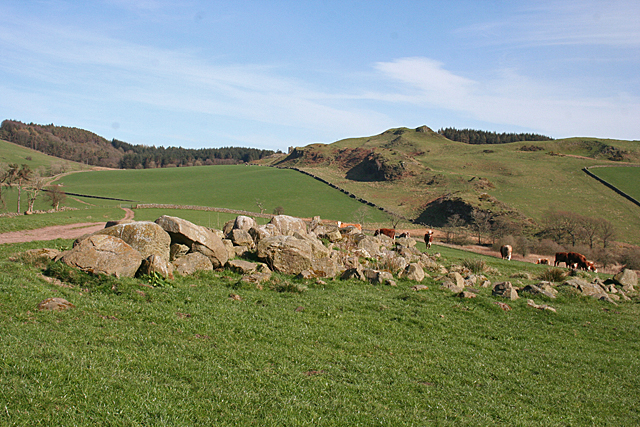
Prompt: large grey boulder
<box><xmin>256</xmin><ymin>235</ymin><xmax>314</xmax><ymax>274</ymax></box>
<box><xmin>613</xmin><ymin>269</ymin><xmax>637</xmax><ymax>292</ymax></box>
<box><xmin>155</xmin><ymin>215</ymin><xmax>228</xmax><ymax>268</ymax></box>
<box><xmin>226</xmin><ymin>259</ymin><xmax>259</xmax><ymax>274</ymax></box>
<box><xmin>269</xmin><ymin>215</ymin><xmax>308</xmax><ymax>236</ymax></box>
<box><xmin>92</xmin><ymin>221</ymin><xmax>171</xmax><ymax>262</ymax></box>
<box><xmin>171</xmin><ymin>252</ymin><xmax>213</xmax><ymax>276</ymax></box>
<box><xmin>58</xmin><ymin>235</ymin><xmax>143</xmax><ymax>278</ymax></box>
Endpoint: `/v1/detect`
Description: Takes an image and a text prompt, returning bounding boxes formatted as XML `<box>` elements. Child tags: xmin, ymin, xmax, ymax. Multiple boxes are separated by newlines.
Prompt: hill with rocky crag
<box><xmin>274</xmin><ymin>125</ymin><xmax>640</xmax><ymax>246</ymax></box>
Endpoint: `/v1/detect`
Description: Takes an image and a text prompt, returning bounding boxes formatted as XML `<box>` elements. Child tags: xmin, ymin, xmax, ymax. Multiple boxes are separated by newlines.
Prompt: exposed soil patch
<box><xmin>0</xmin><ymin>208</ymin><xmax>134</xmax><ymax>244</ymax></box>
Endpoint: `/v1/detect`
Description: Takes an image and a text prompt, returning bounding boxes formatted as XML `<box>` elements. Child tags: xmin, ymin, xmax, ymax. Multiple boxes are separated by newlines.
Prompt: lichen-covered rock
<box><xmin>613</xmin><ymin>269</ymin><xmax>637</xmax><ymax>292</ymax></box>
<box><xmin>58</xmin><ymin>234</ymin><xmax>143</xmax><ymax>278</ymax></box>
<box><xmin>171</xmin><ymin>252</ymin><xmax>213</xmax><ymax>276</ymax></box>
<box><xmin>269</xmin><ymin>215</ymin><xmax>308</xmax><ymax>236</ymax></box>
<box><xmin>139</xmin><ymin>254</ymin><xmax>174</xmax><ymax>279</ymax></box>
<box><xmin>522</xmin><ymin>282</ymin><xmax>557</xmax><ymax>299</ymax></box>
<box><xmin>226</xmin><ymin>259</ymin><xmax>259</xmax><ymax>274</ymax></box>
<box><xmin>234</xmin><ymin>215</ymin><xmax>257</xmax><ymax>231</ymax></box>
<box><xmin>231</xmin><ymin>229</ymin><xmax>254</xmax><ymax>247</ymax></box>
<box><xmin>93</xmin><ymin>221</ymin><xmax>171</xmax><ymax>262</ymax></box>
<box><xmin>492</xmin><ymin>281</ymin><xmax>519</xmax><ymax>300</ymax></box>
<box><xmin>257</xmin><ymin>235</ymin><xmax>314</xmax><ymax>274</ymax></box>
<box><xmin>37</xmin><ymin>297</ymin><xmax>74</xmax><ymax>311</ymax></box>
<box><xmin>400</xmin><ymin>263</ymin><xmax>425</xmax><ymax>282</ymax></box>
<box><xmin>169</xmin><ymin>243</ymin><xmax>189</xmax><ymax>261</ymax></box>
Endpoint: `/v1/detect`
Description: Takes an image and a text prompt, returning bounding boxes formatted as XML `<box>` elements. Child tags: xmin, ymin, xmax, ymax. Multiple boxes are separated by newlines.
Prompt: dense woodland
<box><xmin>438</xmin><ymin>127</ymin><xmax>554</xmax><ymax>144</ymax></box>
<box><xmin>0</xmin><ymin>120</ymin><xmax>275</xmax><ymax>169</ymax></box>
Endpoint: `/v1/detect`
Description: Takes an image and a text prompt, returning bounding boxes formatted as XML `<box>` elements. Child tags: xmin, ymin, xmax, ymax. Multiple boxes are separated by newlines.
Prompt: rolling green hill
<box><xmin>275</xmin><ymin>126</ymin><xmax>640</xmax><ymax>244</ymax></box>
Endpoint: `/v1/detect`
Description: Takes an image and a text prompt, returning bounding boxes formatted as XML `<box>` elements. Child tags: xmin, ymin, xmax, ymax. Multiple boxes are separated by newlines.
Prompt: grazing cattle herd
<box><xmin>336</xmin><ymin>221</ymin><xmax>599</xmax><ymax>271</ymax></box>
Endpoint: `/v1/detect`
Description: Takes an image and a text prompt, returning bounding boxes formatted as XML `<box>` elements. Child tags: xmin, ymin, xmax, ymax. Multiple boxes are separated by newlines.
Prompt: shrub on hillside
<box><xmin>619</xmin><ymin>247</ymin><xmax>640</xmax><ymax>270</ymax></box>
<box><xmin>531</xmin><ymin>239</ymin><xmax>565</xmax><ymax>256</ymax></box>
<box><xmin>538</xmin><ymin>268</ymin><xmax>568</xmax><ymax>283</ymax></box>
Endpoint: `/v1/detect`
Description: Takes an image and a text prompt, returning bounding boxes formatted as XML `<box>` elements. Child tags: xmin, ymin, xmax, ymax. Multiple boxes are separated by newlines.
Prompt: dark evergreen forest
<box><xmin>438</xmin><ymin>127</ymin><xmax>553</xmax><ymax>144</ymax></box>
<box><xmin>0</xmin><ymin>120</ymin><xmax>275</xmax><ymax>169</ymax></box>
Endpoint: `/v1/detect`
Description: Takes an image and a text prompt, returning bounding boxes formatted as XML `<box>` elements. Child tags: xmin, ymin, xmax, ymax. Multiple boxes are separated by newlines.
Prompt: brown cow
<box><xmin>586</xmin><ymin>261</ymin><xmax>598</xmax><ymax>273</ymax></box>
<box><xmin>536</xmin><ymin>258</ymin><xmax>550</xmax><ymax>265</ymax></box>
<box><xmin>424</xmin><ymin>230</ymin><xmax>434</xmax><ymax>249</ymax></box>
<box><xmin>374</xmin><ymin>228</ymin><xmax>396</xmax><ymax>239</ymax></box>
<box><xmin>554</xmin><ymin>252</ymin><xmax>569</xmax><ymax>267</ymax></box>
<box><xmin>567</xmin><ymin>252</ymin><xmax>589</xmax><ymax>270</ymax></box>
<box><xmin>337</xmin><ymin>221</ymin><xmax>362</xmax><ymax>231</ymax></box>
<box><xmin>500</xmin><ymin>244</ymin><xmax>512</xmax><ymax>260</ymax></box>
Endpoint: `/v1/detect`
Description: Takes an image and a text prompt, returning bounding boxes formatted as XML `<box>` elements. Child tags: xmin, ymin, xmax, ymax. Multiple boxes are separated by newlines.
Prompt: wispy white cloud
<box><xmin>461</xmin><ymin>0</ymin><xmax>640</xmax><ymax>48</ymax></box>
<box><xmin>373</xmin><ymin>56</ymin><xmax>640</xmax><ymax>139</ymax></box>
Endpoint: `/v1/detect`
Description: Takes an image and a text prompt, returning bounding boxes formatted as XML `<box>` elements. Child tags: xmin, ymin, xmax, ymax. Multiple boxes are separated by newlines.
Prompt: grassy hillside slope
<box><xmin>588</xmin><ymin>166</ymin><xmax>640</xmax><ymax>201</ymax></box>
<box><xmin>0</xmin><ymin>139</ymin><xmax>85</xmax><ymax>174</ymax></box>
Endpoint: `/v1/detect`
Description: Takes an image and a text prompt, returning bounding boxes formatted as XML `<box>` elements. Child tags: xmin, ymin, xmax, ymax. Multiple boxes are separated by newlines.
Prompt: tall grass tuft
<box><xmin>462</xmin><ymin>258</ymin><xmax>487</xmax><ymax>274</ymax></box>
<box><xmin>538</xmin><ymin>267</ymin><xmax>568</xmax><ymax>283</ymax></box>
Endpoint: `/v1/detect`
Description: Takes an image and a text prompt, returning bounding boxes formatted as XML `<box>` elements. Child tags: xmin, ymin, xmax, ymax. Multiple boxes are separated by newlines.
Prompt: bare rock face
<box><xmin>171</xmin><ymin>252</ymin><xmax>213</xmax><ymax>276</ymax></box>
<box><xmin>156</xmin><ymin>215</ymin><xmax>228</xmax><ymax>268</ymax></box>
<box><xmin>58</xmin><ymin>234</ymin><xmax>143</xmax><ymax>278</ymax></box>
<box><xmin>562</xmin><ymin>277</ymin><xmax>606</xmax><ymax>297</ymax></box>
<box><xmin>94</xmin><ymin>221</ymin><xmax>171</xmax><ymax>262</ymax></box>
<box><xmin>256</xmin><ymin>235</ymin><xmax>314</xmax><ymax>274</ymax></box>
<box><xmin>492</xmin><ymin>281</ymin><xmax>519</xmax><ymax>300</ymax></box>
<box><xmin>268</xmin><ymin>215</ymin><xmax>308</xmax><ymax>236</ymax></box>
<box><xmin>139</xmin><ymin>254</ymin><xmax>174</xmax><ymax>279</ymax></box>
<box><xmin>355</xmin><ymin>235</ymin><xmax>382</xmax><ymax>257</ymax></box>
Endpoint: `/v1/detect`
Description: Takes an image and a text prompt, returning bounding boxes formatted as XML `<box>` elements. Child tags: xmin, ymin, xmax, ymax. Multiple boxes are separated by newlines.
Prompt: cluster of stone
<box><xmin>32</xmin><ymin>215</ymin><xmax>445</xmax><ymax>288</ymax></box>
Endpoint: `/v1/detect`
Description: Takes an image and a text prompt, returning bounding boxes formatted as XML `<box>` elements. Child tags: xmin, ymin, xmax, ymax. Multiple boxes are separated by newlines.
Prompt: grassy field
<box><xmin>588</xmin><ymin>166</ymin><xmax>640</xmax><ymax>201</ymax></box>
<box><xmin>57</xmin><ymin>165</ymin><xmax>392</xmax><ymax>225</ymax></box>
<box><xmin>1</xmin><ymin>239</ymin><xmax>638</xmax><ymax>425</ymax></box>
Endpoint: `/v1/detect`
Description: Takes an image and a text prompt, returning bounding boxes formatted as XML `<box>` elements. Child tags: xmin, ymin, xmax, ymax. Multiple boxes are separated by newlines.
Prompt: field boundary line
<box><xmin>583</xmin><ymin>165</ymin><xmax>640</xmax><ymax>208</ymax></box>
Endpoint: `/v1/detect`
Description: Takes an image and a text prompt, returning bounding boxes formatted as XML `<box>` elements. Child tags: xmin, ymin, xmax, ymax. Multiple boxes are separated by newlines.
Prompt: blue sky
<box><xmin>1</xmin><ymin>1</ymin><xmax>639</xmax><ymax>151</ymax></box>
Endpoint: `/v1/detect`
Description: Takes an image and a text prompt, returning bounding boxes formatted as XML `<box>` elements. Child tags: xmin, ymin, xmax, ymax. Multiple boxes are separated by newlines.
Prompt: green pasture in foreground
<box><xmin>589</xmin><ymin>166</ymin><xmax>640</xmax><ymax>201</ymax></box>
<box><xmin>58</xmin><ymin>165</ymin><xmax>391</xmax><ymax>224</ymax></box>
<box><xmin>1</xmin><ymin>240</ymin><xmax>638</xmax><ymax>426</ymax></box>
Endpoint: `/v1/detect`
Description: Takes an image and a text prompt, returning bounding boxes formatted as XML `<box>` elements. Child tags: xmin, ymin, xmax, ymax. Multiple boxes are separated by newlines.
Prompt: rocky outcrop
<box><xmin>492</xmin><ymin>281</ymin><xmax>519</xmax><ymax>300</ymax></box>
<box><xmin>256</xmin><ymin>235</ymin><xmax>315</xmax><ymax>275</ymax></box>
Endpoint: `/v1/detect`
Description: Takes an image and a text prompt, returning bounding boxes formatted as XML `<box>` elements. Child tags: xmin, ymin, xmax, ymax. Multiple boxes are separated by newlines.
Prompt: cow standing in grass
<box><xmin>424</xmin><ymin>230</ymin><xmax>434</xmax><ymax>249</ymax></box>
<box><xmin>555</xmin><ymin>252</ymin><xmax>570</xmax><ymax>267</ymax></box>
<box><xmin>500</xmin><ymin>244</ymin><xmax>512</xmax><ymax>260</ymax></box>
